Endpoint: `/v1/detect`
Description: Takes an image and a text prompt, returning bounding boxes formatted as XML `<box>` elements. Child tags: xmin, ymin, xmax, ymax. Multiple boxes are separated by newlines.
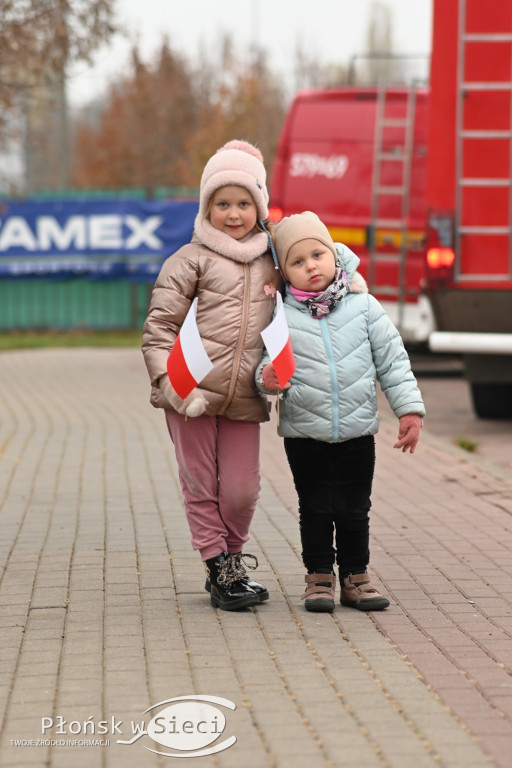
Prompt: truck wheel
<box><xmin>470</xmin><ymin>383</ymin><xmax>512</xmax><ymax>420</ymax></box>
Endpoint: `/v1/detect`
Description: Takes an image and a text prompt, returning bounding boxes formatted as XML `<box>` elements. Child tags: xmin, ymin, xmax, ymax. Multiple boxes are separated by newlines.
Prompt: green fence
<box><xmin>0</xmin><ymin>280</ymin><xmax>152</xmax><ymax>331</ymax></box>
<box><xmin>0</xmin><ymin>188</ymin><xmax>197</xmax><ymax>331</ymax></box>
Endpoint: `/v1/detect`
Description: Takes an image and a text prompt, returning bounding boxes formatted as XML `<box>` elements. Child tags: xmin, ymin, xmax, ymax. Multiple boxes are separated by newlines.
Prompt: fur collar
<box><xmin>193</xmin><ymin>217</ymin><xmax>269</xmax><ymax>263</ymax></box>
<box><xmin>349</xmin><ymin>271</ymin><xmax>368</xmax><ymax>294</ymax></box>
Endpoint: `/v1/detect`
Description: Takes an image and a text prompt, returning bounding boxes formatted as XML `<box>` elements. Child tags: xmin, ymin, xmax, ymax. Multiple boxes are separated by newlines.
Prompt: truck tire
<box><xmin>470</xmin><ymin>383</ymin><xmax>512</xmax><ymax>420</ymax></box>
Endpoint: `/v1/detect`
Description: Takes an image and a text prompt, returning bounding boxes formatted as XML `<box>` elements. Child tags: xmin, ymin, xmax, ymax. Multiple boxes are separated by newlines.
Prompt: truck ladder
<box><xmin>455</xmin><ymin>0</ymin><xmax>512</xmax><ymax>281</ymax></box>
<box><xmin>369</xmin><ymin>85</ymin><xmax>417</xmax><ymax>331</ymax></box>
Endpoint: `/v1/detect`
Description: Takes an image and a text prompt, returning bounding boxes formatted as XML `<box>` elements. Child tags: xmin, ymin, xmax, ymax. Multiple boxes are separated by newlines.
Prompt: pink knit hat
<box><xmin>196</xmin><ymin>140</ymin><xmax>269</xmax><ymax>225</ymax></box>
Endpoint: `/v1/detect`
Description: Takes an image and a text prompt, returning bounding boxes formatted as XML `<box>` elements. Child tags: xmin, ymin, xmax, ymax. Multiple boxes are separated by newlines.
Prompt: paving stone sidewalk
<box><xmin>0</xmin><ymin>348</ymin><xmax>511</xmax><ymax>768</ymax></box>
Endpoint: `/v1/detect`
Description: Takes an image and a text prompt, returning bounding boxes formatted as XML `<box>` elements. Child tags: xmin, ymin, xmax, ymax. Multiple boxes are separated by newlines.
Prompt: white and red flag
<box><xmin>260</xmin><ymin>292</ymin><xmax>296</xmax><ymax>388</ymax></box>
<box><xmin>167</xmin><ymin>298</ymin><xmax>214</xmax><ymax>399</ymax></box>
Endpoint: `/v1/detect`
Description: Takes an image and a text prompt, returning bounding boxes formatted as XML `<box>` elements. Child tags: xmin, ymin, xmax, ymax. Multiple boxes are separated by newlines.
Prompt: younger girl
<box><xmin>142</xmin><ymin>141</ymin><xmax>280</xmax><ymax>611</ymax></box>
<box><xmin>256</xmin><ymin>212</ymin><xmax>425</xmax><ymax>613</ymax></box>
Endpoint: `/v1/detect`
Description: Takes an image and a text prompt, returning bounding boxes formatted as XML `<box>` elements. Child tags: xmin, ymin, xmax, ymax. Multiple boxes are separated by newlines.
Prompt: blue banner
<box><xmin>0</xmin><ymin>199</ymin><xmax>199</xmax><ymax>280</ymax></box>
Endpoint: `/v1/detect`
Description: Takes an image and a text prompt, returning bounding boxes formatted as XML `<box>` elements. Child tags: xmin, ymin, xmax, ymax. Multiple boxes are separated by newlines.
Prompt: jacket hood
<box><xmin>334</xmin><ymin>243</ymin><xmax>366</xmax><ymax>288</ymax></box>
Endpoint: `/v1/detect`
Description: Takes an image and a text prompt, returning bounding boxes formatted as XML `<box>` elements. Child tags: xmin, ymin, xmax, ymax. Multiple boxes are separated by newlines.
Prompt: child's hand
<box><xmin>394</xmin><ymin>414</ymin><xmax>422</xmax><ymax>454</ymax></box>
<box><xmin>183</xmin><ymin>390</ymin><xmax>207</xmax><ymax>417</ymax></box>
<box><xmin>159</xmin><ymin>374</ymin><xmax>207</xmax><ymax>417</ymax></box>
<box><xmin>261</xmin><ymin>363</ymin><xmax>291</xmax><ymax>392</ymax></box>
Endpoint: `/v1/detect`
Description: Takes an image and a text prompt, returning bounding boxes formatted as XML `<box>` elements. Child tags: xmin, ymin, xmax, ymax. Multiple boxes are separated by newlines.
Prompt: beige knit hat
<box><xmin>196</xmin><ymin>140</ymin><xmax>269</xmax><ymax>226</ymax></box>
<box><xmin>274</xmin><ymin>211</ymin><xmax>337</xmax><ymax>273</ymax></box>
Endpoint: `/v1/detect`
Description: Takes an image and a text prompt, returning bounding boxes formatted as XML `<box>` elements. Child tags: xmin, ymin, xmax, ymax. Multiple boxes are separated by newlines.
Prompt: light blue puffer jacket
<box><xmin>256</xmin><ymin>243</ymin><xmax>425</xmax><ymax>442</ymax></box>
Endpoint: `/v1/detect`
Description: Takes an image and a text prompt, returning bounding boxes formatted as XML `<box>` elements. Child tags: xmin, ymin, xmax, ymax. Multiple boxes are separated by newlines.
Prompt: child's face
<box><xmin>209</xmin><ymin>185</ymin><xmax>258</xmax><ymax>240</ymax></box>
<box><xmin>285</xmin><ymin>239</ymin><xmax>336</xmax><ymax>292</ymax></box>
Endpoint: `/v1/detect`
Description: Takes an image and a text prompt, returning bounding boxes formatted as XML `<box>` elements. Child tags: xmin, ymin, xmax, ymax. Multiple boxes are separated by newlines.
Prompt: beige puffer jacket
<box><xmin>141</xmin><ymin>224</ymin><xmax>281</xmax><ymax>422</ymax></box>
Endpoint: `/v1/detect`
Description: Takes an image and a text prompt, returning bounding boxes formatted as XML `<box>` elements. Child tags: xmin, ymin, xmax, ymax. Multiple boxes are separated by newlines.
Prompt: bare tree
<box><xmin>349</xmin><ymin>1</ymin><xmax>425</xmax><ymax>86</ymax></box>
<box><xmin>0</xmin><ymin>0</ymin><xmax>118</xmax><ymax>191</ymax></box>
<box><xmin>293</xmin><ymin>40</ymin><xmax>349</xmax><ymax>91</ymax></box>
<box><xmin>72</xmin><ymin>35</ymin><xmax>288</xmax><ymax>193</ymax></box>
<box><xmin>72</xmin><ymin>41</ymin><xmax>197</xmax><ymax>194</ymax></box>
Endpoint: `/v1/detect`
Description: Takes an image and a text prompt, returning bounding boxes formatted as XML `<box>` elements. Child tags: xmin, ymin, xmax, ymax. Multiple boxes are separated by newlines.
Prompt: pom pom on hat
<box><xmin>221</xmin><ymin>140</ymin><xmax>264</xmax><ymax>163</ymax></box>
<box><xmin>196</xmin><ymin>139</ymin><xmax>269</xmax><ymax>225</ymax></box>
<box><xmin>274</xmin><ymin>211</ymin><xmax>337</xmax><ymax>274</ymax></box>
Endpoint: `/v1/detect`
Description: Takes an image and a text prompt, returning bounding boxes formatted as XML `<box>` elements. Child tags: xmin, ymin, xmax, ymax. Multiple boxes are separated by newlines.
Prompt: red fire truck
<box><xmin>270</xmin><ymin>86</ymin><xmax>432</xmax><ymax>344</ymax></box>
<box><xmin>270</xmin><ymin>0</ymin><xmax>512</xmax><ymax>418</ymax></box>
<box><xmin>425</xmin><ymin>0</ymin><xmax>512</xmax><ymax>418</ymax></box>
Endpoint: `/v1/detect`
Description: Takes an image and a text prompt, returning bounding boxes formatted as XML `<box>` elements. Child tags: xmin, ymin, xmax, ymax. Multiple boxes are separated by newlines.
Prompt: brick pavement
<box><xmin>0</xmin><ymin>348</ymin><xmax>511</xmax><ymax>768</ymax></box>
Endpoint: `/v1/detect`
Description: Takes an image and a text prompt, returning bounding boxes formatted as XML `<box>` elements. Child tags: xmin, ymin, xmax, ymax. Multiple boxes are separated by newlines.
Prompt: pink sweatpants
<box><xmin>165</xmin><ymin>411</ymin><xmax>261</xmax><ymax>561</ymax></box>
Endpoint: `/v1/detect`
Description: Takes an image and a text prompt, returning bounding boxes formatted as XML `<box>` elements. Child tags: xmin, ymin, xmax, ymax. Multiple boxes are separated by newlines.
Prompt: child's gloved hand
<box><xmin>261</xmin><ymin>363</ymin><xmax>291</xmax><ymax>392</ymax></box>
<box><xmin>394</xmin><ymin>413</ymin><xmax>422</xmax><ymax>454</ymax></box>
<box><xmin>159</xmin><ymin>374</ymin><xmax>207</xmax><ymax>417</ymax></box>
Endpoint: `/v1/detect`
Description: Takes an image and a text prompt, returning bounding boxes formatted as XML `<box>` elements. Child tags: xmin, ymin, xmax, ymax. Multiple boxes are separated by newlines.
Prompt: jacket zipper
<box><xmin>320</xmin><ymin>318</ymin><xmax>339</xmax><ymax>441</ymax></box>
<box><xmin>219</xmin><ymin>262</ymin><xmax>251</xmax><ymax>415</ymax></box>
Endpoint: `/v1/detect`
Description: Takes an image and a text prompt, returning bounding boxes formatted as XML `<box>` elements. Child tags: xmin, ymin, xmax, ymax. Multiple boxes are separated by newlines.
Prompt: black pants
<box><xmin>284</xmin><ymin>435</ymin><xmax>375</xmax><ymax>577</ymax></box>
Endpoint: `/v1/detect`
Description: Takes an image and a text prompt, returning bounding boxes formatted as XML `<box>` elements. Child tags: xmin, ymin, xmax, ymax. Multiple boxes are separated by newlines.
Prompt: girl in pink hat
<box><xmin>142</xmin><ymin>140</ymin><xmax>281</xmax><ymax>611</ymax></box>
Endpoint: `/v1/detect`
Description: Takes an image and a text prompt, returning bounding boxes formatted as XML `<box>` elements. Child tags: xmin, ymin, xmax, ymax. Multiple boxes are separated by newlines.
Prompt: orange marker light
<box><xmin>268</xmin><ymin>206</ymin><xmax>284</xmax><ymax>222</ymax></box>
<box><xmin>426</xmin><ymin>247</ymin><xmax>455</xmax><ymax>269</ymax></box>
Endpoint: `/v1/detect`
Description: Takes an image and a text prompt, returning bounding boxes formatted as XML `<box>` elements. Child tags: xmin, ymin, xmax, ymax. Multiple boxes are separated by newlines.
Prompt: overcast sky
<box><xmin>67</xmin><ymin>0</ymin><xmax>433</xmax><ymax>107</ymax></box>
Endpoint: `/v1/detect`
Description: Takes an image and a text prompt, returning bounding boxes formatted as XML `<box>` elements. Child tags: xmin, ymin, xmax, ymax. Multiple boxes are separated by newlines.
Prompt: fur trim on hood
<box><xmin>349</xmin><ymin>271</ymin><xmax>368</xmax><ymax>294</ymax></box>
<box><xmin>334</xmin><ymin>242</ymin><xmax>368</xmax><ymax>294</ymax></box>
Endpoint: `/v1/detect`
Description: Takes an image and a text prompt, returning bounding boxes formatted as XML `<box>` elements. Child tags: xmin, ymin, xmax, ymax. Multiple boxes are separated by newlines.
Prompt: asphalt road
<box><xmin>406</xmin><ymin>355</ymin><xmax>512</xmax><ymax>479</ymax></box>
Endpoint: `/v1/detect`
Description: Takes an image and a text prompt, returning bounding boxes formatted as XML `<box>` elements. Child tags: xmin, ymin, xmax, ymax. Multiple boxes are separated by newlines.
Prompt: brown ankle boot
<box><xmin>301</xmin><ymin>573</ymin><xmax>336</xmax><ymax>613</ymax></box>
<box><xmin>340</xmin><ymin>573</ymin><xmax>389</xmax><ymax>611</ymax></box>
